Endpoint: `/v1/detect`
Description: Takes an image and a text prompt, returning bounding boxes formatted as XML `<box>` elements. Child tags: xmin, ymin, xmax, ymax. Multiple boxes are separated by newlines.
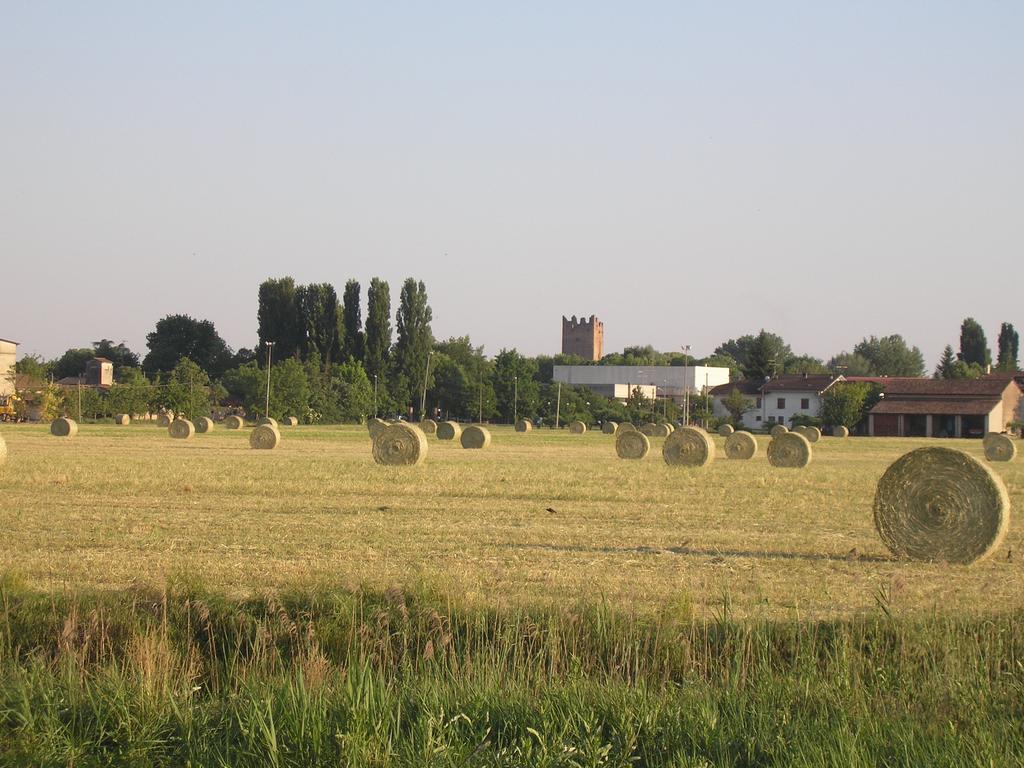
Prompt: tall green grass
<box><xmin>1</xmin><ymin>577</ymin><xmax>1021</xmax><ymax>766</ymax></box>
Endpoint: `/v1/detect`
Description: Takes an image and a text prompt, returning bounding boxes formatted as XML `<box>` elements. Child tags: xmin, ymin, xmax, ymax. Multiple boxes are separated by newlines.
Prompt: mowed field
<box><xmin>1</xmin><ymin>423</ymin><xmax>1021</xmax><ymax>619</ymax></box>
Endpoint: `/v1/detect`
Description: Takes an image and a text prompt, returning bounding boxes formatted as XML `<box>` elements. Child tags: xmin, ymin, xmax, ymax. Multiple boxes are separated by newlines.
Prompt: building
<box><xmin>710</xmin><ymin>374</ymin><xmax>843</xmax><ymax>430</ymax></box>
<box><xmin>0</xmin><ymin>339</ymin><xmax>17</xmax><ymax>397</ymax></box>
<box><xmin>553</xmin><ymin>365</ymin><xmax>730</xmax><ymax>403</ymax></box>
<box><xmin>57</xmin><ymin>357</ymin><xmax>114</xmax><ymax>391</ymax></box>
<box><xmin>867</xmin><ymin>375</ymin><xmax>1021</xmax><ymax>437</ymax></box>
<box><xmin>561</xmin><ymin>315</ymin><xmax>603</xmax><ymax>361</ymax></box>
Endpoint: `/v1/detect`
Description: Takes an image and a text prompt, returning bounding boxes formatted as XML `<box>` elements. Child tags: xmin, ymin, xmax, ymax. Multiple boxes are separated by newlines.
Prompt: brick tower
<box><xmin>561</xmin><ymin>315</ymin><xmax>604</xmax><ymax>361</ymax></box>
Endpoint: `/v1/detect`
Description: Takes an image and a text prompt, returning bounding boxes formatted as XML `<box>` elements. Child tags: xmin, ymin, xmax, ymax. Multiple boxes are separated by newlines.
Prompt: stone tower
<box><xmin>561</xmin><ymin>315</ymin><xmax>604</xmax><ymax>361</ymax></box>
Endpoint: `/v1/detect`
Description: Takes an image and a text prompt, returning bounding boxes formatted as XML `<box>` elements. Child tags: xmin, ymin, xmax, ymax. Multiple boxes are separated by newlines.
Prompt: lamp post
<box><xmin>264</xmin><ymin>341</ymin><xmax>275</xmax><ymax>418</ymax></box>
<box><xmin>681</xmin><ymin>345</ymin><xmax>691</xmax><ymax>425</ymax></box>
<box><xmin>420</xmin><ymin>351</ymin><xmax>433</xmax><ymax>420</ymax></box>
<box><xmin>513</xmin><ymin>375</ymin><xmax>518</xmax><ymax>425</ymax></box>
<box><xmin>373</xmin><ymin>374</ymin><xmax>378</xmax><ymax>418</ymax></box>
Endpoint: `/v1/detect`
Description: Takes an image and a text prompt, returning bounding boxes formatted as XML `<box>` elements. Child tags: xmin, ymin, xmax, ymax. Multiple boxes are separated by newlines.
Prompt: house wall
<box><xmin>0</xmin><ymin>340</ymin><xmax>16</xmax><ymax>397</ymax></box>
<box><xmin>553</xmin><ymin>365</ymin><xmax>730</xmax><ymax>400</ymax></box>
<box><xmin>999</xmin><ymin>383</ymin><xmax>1021</xmax><ymax>430</ymax></box>
<box><xmin>760</xmin><ymin>391</ymin><xmax>823</xmax><ymax>428</ymax></box>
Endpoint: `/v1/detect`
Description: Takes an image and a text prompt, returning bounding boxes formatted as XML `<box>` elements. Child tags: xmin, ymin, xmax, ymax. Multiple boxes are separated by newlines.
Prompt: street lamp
<box><xmin>264</xmin><ymin>341</ymin><xmax>275</xmax><ymax>418</ymax></box>
<box><xmin>373</xmin><ymin>373</ymin><xmax>379</xmax><ymax>418</ymax></box>
<box><xmin>681</xmin><ymin>345</ymin><xmax>692</xmax><ymax>425</ymax></box>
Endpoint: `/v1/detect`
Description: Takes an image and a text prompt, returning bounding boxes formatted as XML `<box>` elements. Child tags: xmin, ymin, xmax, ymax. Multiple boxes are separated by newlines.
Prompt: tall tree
<box><xmin>257</xmin><ymin>277</ymin><xmax>302</xmax><ymax>362</ymax></box>
<box><xmin>819</xmin><ymin>382</ymin><xmax>876</xmax><ymax>429</ymax></box>
<box><xmin>297</xmin><ymin>283</ymin><xmax>343</xmax><ymax>368</ymax></box>
<box><xmin>341</xmin><ymin>279</ymin><xmax>364</xmax><ymax>362</ymax></box>
<box><xmin>784</xmin><ymin>355</ymin><xmax>829</xmax><ymax>374</ymax></box>
<box><xmin>958</xmin><ymin>317</ymin><xmax>990</xmax><ymax>368</ymax></box>
<box><xmin>996</xmin><ymin>322</ymin><xmax>1019</xmax><ymax>372</ymax></box>
<box><xmin>742</xmin><ymin>330</ymin><xmax>786</xmax><ymax>380</ymax></box>
<box><xmin>392</xmin><ymin>278</ymin><xmax>434</xmax><ymax>415</ymax></box>
<box><xmin>50</xmin><ymin>348</ymin><xmax>96</xmax><ymax>380</ymax></box>
<box><xmin>143</xmin><ymin>315</ymin><xmax>233</xmax><ymax>377</ymax></box>
<box><xmin>493</xmin><ymin>349</ymin><xmax>540</xmax><ymax>423</ymax></box>
<box><xmin>364</xmin><ymin>278</ymin><xmax>392</xmax><ymax>384</ymax></box>
<box><xmin>935</xmin><ymin>345</ymin><xmax>958</xmax><ymax>379</ymax></box>
<box><xmin>826</xmin><ymin>352</ymin><xmax>874</xmax><ymax>377</ymax></box>
<box><xmin>852</xmin><ymin>335</ymin><xmax>925</xmax><ymax>377</ymax></box>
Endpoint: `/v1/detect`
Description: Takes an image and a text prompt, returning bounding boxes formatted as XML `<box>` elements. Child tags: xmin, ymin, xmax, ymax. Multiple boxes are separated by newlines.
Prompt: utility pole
<box><xmin>513</xmin><ymin>375</ymin><xmax>518</xmax><ymax>425</ymax></box>
<box><xmin>77</xmin><ymin>377</ymin><xmax>82</xmax><ymax>422</ymax></box>
<box><xmin>189</xmin><ymin>372</ymin><xmax>194</xmax><ymax>421</ymax></box>
<box><xmin>478</xmin><ymin>378</ymin><xmax>483</xmax><ymax>423</ymax></box>
<box><xmin>264</xmin><ymin>341</ymin><xmax>275</xmax><ymax>418</ymax></box>
<box><xmin>373</xmin><ymin>374</ymin><xmax>378</xmax><ymax>418</ymax></box>
<box><xmin>419</xmin><ymin>351</ymin><xmax>432</xmax><ymax>421</ymax></box>
<box><xmin>554</xmin><ymin>382</ymin><xmax>562</xmax><ymax>429</ymax></box>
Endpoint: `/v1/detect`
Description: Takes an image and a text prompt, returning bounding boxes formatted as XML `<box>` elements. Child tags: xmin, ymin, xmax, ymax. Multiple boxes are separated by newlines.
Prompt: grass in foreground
<box><xmin>1</xmin><ymin>580</ymin><xmax>1023</xmax><ymax>766</ymax></box>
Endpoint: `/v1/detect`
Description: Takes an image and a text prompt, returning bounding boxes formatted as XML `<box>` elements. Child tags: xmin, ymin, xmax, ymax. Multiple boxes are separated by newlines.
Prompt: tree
<box><xmin>15</xmin><ymin>354</ymin><xmax>49</xmax><ymax>381</ymax></box>
<box><xmin>784</xmin><ymin>355</ymin><xmax>828</xmax><ymax>375</ymax></box>
<box><xmin>715</xmin><ymin>332</ymin><xmax>791</xmax><ymax>377</ymax></box>
<box><xmin>162</xmin><ymin>357</ymin><xmax>212</xmax><ymax>419</ymax></box>
<box><xmin>341</xmin><ymin>279</ymin><xmax>364</xmax><ymax>362</ymax></box>
<box><xmin>105</xmin><ymin>367</ymin><xmax>153</xmax><ymax>418</ymax></box>
<box><xmin>51</xmin><ymin>348</ymin><xmax>95</xmax><ymax>380</ymax></box>
<box><xmin>493</xmin><ymin>349</ymin><xmax>540</xmax><ymax>422</ymax></box>
<box><xmin>257</xmin><ymin>277</ymin><xmax>302</xmax><ymax>361</ymax></box>
<box><xmin>364</xmin><ymin>278</ymin><xmax>392</xmax><ymax>382</ymax></box>
<box><xmin>852</xmin><ymin>335</ymin><xmax>925</xmax><ymax>377</ymax></box>
<box><xmin>819</xmin><ymin>382</ymin><xmax>876</xmax><ymax>429</ymax></box>
<box><xmin>996</xmin><ymin>322</ymin><xmax>1019</xmax><ymax>372</ymax></box>
<box><xmin>143</xmin><ymin>315</ymin><xmax>233</xmax><ymax>377</ymax></box>
<box><xmin>958</xmin><ymin>318</ymin><xmax>990</xmax><ymax>368</ymax></box>
<box><xmin>701</xmin><ymin>353</ymin><xmax>741</xmax><ymax>381</ymax></box>
<box><xmin>297</xmin><ymin>283</ymin><xmax>343</xmax><ymax>368</ymax></box>
<box><xmin>329</xmin><ymin>360</ymin><xmax>374</xmax><ymax>423</ymax></box>
<box><xmin>935</xmin><ymin>345</ymin><xmax>958</xmax><ymax>379</ymax></box>
<box><xmin>721</xmin><ymin>388</ymin><xmax>755</xmax><ymax>425</ymax></box>
<box><xmin>826</xmin><ymin>352</ymin><xmax>874</xmax><ymax>377</ymax></box>
<box><xmin>391</xmin><ymin>278</ymin><xmax>434</xmax><ymax>416</ymax></box>
<box><xmin>221</xmin><ymin>359</ymin><xmax>309</xmax><ymax>420</ymax></box>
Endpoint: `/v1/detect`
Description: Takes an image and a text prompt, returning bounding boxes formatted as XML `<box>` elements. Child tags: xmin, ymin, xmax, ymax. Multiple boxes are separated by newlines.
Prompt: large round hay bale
<box><xmin>114</xmin><ymin>414</ymin><xmax>130</xmax><ymax>426</ymax></box>
<box><xmin>655</xmin><ymin>423</ymin><xmax>672</xmax><ymax>438</ymax></box>
<box><xmin>194</xmin><ymin>417</ymin><xmax>214</xmax><ymax>434</ymax></box>
<box><xmin>663</xmin><ymin>427</ymin><xmax>715</xmax><ymax>467</ymax></box>
<box><xmin>833</xmin><ymin>425</ymin><xmax>849</xmax><ymax>438</ymax></box>
<box><xmin>983</xmin><ymin>433</ymin><xmax>1016</xmax><ymax>462</ymax></box>
<box><xmin>569</xmin><ymin>420</ymin><xmax>587</xmax><ymax>434</ymax></box>
<box><xmin>617</xmin><ymin>422</ymin><xmax>637</xmax><ymax>433</ymax></box>
<box><xmin>283</xmin><ymin>416</ymin><xmax>299</xmax><ymax>427</ymax></box>
<box><xmin>169</xmin><ymin>419</ymin><xmax>195</xmax><ymax>440</ymax></box>
<box><xmin>0</xmin><ymin>433</ymin><xmax>6</xmax><ymax>466</ymax></box>
<box><xmin>767</xmin><ymin>432</ymin><xmax>812</xmax><ymax>468</ymax></box>
<box><xmin>436</xmin><ymin>421</ymin><xmax>461</xmax><ymax>441</ymax></box>
<box><xmin>461</xmin><ymin>425</ymin><xmax>491</xmax><ymax>449</ymax></box>
<box><xmin>615</xmin><ymin>429</ymin><xmax>650</xmax><ymax>459</ymax></box>
<box><xmin>50</xmin><ymin>418</ymin><xmax>77</xmax><ymax>438</ymax></box>
<box><xmin>802</xmin><ymin>426</ymin><xmax>821</xmax><ymax>443</ymax></box>
<box><xmin>770</xmin><ymin>424</ymin><xmax>789</xmax><ymax>438</ymax></box>
<box><xmin>601</xmin><ymin>421</ymin><xmax>618</xmax><ymax>435</ymax></box>
<box><xmin>640</xmin><ymin>423</ymin><xmax>658</xmax><ymax>437</ymax></box>
<box><xmin>156</xmin><ymin>413</ymin><xmax>174</xmax><ymax>428</ymax></box>
<box><xmin>257</xmin><ymin>417</ymin><xmax>278</xmax><ymax>429</ymax></box>
<box><xmin>419</xmin><ymin>419</ymin><xmax>438</xmax><ymax>435</ymax></box>
<box><xmin>725</xmin><ymin>431</ymin><xmax>758</xmax><ymax>460</ymax></box>
<box><xmin>367</xmin><ymin>418</ymin><xmax>388</xmax><ymax>440</ymax></box>
<box><xmin>373</xmin><ymin>423</ymin><xmax>428</xmax><ymax>466</ymax></box>
<box><xmin>793</xmin><ymin>425</ymin><xmax>808</xmax><ymax>437</ymax></box>
<box><xmin>717</xmin><ymin>424</ymin><xmax>735</xmax><ymax>437</ymax></box>
<box><xmin>250</xmin><ymin>424</ymin><xmax>280</xmax><ymax>450</ymax></box>
<box><xmin>873</xmin><ymin>447</ymin><xmax>1009</xmax><ymax>564</ymax></box>
<box><xmin>515</xmin><ymin>419</ymin><xmax>533</xmax><ymax>432</ymax></box>
<box><xmin>224</xmin><ymin>415</ymin><xmax>244</xmax><ymax>430</ymax></box>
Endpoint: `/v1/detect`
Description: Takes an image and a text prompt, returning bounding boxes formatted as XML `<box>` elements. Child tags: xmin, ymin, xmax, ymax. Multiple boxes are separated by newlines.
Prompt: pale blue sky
<box><xmin>2</xmin><ymin>2</ymin><xmax>1021</xmax><ymax>366</ymax></box>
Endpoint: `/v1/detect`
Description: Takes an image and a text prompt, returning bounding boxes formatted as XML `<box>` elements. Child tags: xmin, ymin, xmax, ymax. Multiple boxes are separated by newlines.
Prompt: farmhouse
<box><xmin>553</xmin><ymin>364</ymin><xmax>729</xmax><ymax>404</ymax></box>
<box><xmin>710</xmin><ymin>374</ymin><xmax>843</xmax><ymax>430</ymax></box>
<box><xmin>867</xmin><ymin>375</ymin><xmax>1021</xmax><ymax>437</ymax></box>
<box><xmin>0</xmin><ymin>338</ymin><xmax>17</xmax><ymax>397</ymax></box>
<box><xmin>56</xmin><ymin>357</ymin><xmax>114</xmax><ymax>390</ymax></box>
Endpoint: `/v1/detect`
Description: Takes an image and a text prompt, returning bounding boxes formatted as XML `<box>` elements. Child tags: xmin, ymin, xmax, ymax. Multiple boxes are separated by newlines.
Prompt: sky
<box><xmin>2</xmin><ymin>2</ymin><xmax>1021</xmax><ymax>367</ymax></box>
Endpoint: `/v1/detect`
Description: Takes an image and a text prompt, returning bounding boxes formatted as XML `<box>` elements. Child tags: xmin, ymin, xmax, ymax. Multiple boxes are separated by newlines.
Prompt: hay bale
<box><xmin>50</xmin><ymin>418</ymin><xmax>77</xmax><ymax>438</ymax></box>
<box><xmin>655</xmin><ymin>423</ymin><xmax>672</xmax><ymax>438</ymax></box>
<box><xmin>515</xmin><ymin>419</ymin><xmax>533</xmax><ymax>432</ymax></box>
<box><xmin>615</xmin><ymin>429</ymin><xmax>650</xmax><ymax>459</ymax></box>
<box><xmin>663</xmin><ymin>427</ymin><xmax>715</xmax><ymax>467</ymax></box>
<box><xmin>283</xmin><ymin>416</ymin><xmax>299</xmax><ymax>427</ymax></box>
<box><xmin>767</xmin><ymin>432</ymin><xmax>812</xmax><ymax>468</ymax></box>
<box><xmin>793</xmin><ymin>425</ymin><xmax>808</xmax><ymax>437</ymax></box>
<box><xmin>224</xmin><ymin>415</ymin><xmax>244</xmax><ymax>430</ymax></box>
<box><xmin>0</xmin><ymin>433</ymin><xmax>6</xmax><ymax>466</ymax></box>
<box><xmin>156</xmin><ymin>413</ymin><xmax>174</xmax><ymax>428</ymax></box>
<box><xmin>169</xmin><ymin>419</ymin><xmax>195</xmax><ymax>440</ymax></box>
<box><xmin>803</xmin><ymin>426</ymin><xmax>821</xmax><ymax>443</ymax></box>
<box><xmin>770</xmin><ymin>424</ymin><xmax>789</xmax><ymax>438</ymax></box>
<box><xmin>640</xmin><ymin>423</ymin><xmax>658</xmax><ymax>437</ymax></box>
<box><xmin>617</xmin><ymin>422</ymin><xmax>637</xmax><ymax>433</ymax></box>
<box><xmin>372</xmin><ymin>423</ymin><xmax>428</xmax><ymax>466</ymax></box>
<box><xmin>436</xmin><ymin>421</ymin><xmax>461</xmax><ymax>441</ymax></box>
<box><xmin>195</xmin><ymin>417</ymin><xmax>214</xmax><ymax>434</ymax></box>
<box><xmin>983</xmin><ymin>433</ymin><xmax>1016</xmax><ymax>462</ymax></box>
<box><xmin>601</xmin><ymin>421</ymin><xmax>618</xmax><ymax>435</ymax></box>
<box><xmin>833</xmin><ymin>425</ymin><xmax>849</xmax><ymax>438</ymax></box>
<box><xmin>367</xmin><ymin>418</ymin><xmax>388</xmax><ymax>440</ymax></box>
<box><xmin>419</xmin><ymin>419</ymin><xmax>438</xmax><ymax>435</ymax></box>
<box><xmin>461</xmin><ymin>425</ymin><xmax>491</xmax><ymax>449</ymax></box>
<box><xmin>250</xmin><ymin>424</ymin><xmax>280</xmax><ymax>450</ymax></box>
<box><xmin>725</xmin><ymin>431</ymin><xmax>758</xmax><ymax>460</ymax></box>
<box><xmin>113</xmin><ymin>413</ymin><xmax>130</xmax><ymax>426</ymax></box>
<box><xmin>717</xmin><ymin>424</ymin><xmax>735</xmax><ymax>437</ymax></box>
<box><xmin>569</xmin><ymin>420</ymin><xmax>587</xmax><ymax>434</ymax></box>
<box><xmin>257</xmin><ymin>417</ymin><xmax>278</xmax><ymax>429</ymax></box>
<box><xmin>873</xmin><ymin>447</ymin><xmax>1009</xmax><ymax>564</ymax></box>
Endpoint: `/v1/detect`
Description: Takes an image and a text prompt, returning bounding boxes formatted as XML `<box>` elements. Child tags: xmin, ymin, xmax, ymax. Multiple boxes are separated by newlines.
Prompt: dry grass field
<box><xmin>1</xmin><ymin>423</ymin><xmax>1021</xmax><ymax>619</ymax></box>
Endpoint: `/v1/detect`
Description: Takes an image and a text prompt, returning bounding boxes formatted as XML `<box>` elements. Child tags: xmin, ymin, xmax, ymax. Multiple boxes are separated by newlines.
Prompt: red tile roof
<box><xmin>871</xmin><ymin>398</ymin><xmax>1000</xmax><ymax>416</ymax></box>
<box><xmin>709</xmin><ymin>381</ymin><xmax>761</xmax><ymax>396</ymax></box>
<box><xmin>872</xmin><ymin>377</ymin><xmax>1015</xmax><ymax>397</ymax></box>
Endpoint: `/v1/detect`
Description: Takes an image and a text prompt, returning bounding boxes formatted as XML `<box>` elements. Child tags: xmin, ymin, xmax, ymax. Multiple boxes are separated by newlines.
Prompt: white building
<box><xmin>710</xmin><ymin>374</ymin><xmax>843</xmax><ymax>430</ymax></box>
<box><xmin>0</xmin><ymin>339</ymin><xmax>18</xmax><ymax>397</ymax></box>
<box><xmin>552</xmin><ymin>365</ymin><xmax>730</xmax><ymax>403</ymax></box>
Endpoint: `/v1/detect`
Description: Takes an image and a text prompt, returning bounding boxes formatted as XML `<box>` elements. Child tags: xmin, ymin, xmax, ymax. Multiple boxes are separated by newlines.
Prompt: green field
<box><xmin>0</xmin><ymin>423</ymin><xmax>1022</xmax><ymax>765</ymax></box>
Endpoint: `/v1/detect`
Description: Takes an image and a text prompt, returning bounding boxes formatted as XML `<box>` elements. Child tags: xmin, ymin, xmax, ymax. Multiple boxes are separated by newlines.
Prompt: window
<box><xmin>777</xmin><ymin>397</ymin><xmax>786</xmax><ymax>409</ymax></box>
<box><xmin>801</xmin><ymin>398</ymin><xmax>810</xmax><ymax>410</ymax></box>
<box><xmin>755</xmin><ymin>416</ymin><xmax>762</xmax><ymax>422</ymax></box>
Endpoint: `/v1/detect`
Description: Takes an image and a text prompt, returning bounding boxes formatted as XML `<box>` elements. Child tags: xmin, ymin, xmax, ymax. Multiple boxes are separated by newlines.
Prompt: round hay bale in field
<box><xmin>833</xmin><ymin>425</ymin><xmax>849</xmax><ymax>438</ymax></box>
<box><xmin>257</xmin><ymin>417</ymin><xmax>278</xmax><ymax>429</ymax></box>
<box><xmin>717</xmin><ymin>424</ymin><xmax>735</xmax><ymax>437</ymax></box>
<box><xmin>802</xmin><ymin>426</ymin><xmax>821</xmax><ymax>443</ymax></box>
<box><xmin>114</xmin><ymin>414</ymin><xmax>130</xmax><ymax>426</ymax></box>
<box><xmin>224</xmin><ymin>415</ymin><xmax>245</xmax><ymax>430</ymax></box>
<box><xmin>283</xmin><ymin>416</ymin><xmax>299</xmax><ymax>427</ymax></box>
<box><xmin>725</xmin><ymin>431</ymin><xmax>758</xmax><ymax>460</ymax></box>
<box><xmin>436</xmin><ymin>421</ymin><xmax>461</xmax><ymax>441</ymax></box>
<box><xmin>367</xmin><ymin>418</ymin><xmax>388</xmax><ymax>440</ymax></box>
<box><xmin>50</xmin><ymin>418</ymin><xmax>77</xmax><ymax>438</ymax></box>
<box><xmin>569</xmin><ymin>420</ymin><xmax>587</xmax><ymax>434</ymax></box>
<box><xmin>250</xmin><ymin>424</ymin><xmax>280</xmax><ymax>450</ymax></box>
<box><xmin>617</xmin><ymin>422</ymin><xmax>637</xmax><ymax>433</ymax></box>
<box><xmin>770</xmin><ymin>424</ymin><xmax>789</xmax><ymax>438</ymax></box>
<box><xmin>515</xmin><ymin>419</ymin><xmax>533</xmax><ymax>432</ymax></box>
<box><xmin>655</xmin><ymin>423</ymin><xmax>672</xmax><ymax>438</ymax></box>
<box><xmin>663</xmin><ymin>427</ymin><xmax>715</xmax><ymax>467</ymax></box>
<box><xmin>156</xmin><ymin>413</ymin><xmax>174</xmax><ymax>428</ymax></box>
<box><xmin>419</xmin><ymin>419</ymin><xmax>438</xmax><ymax>435</ymax></box>
<box><xmin>983</xmin><ymin>433</ymin><xmax>1016</xmax><ymax>462</ymax></box>
<box><xmin>169</xmin><ymin>419</ymin><xmax>195</xmax><ymax>440</ymax></box>
<box><xmin>372</xmin><ymin>423</ymin><xmax>428</xmax><ymax>466</ymax></box>
<box><xmin>194</xmin><ymin>417</ymin><xmax>214</xmax><ymax>434</ymax></box>
<box><xmin>461</xmin><ymin>425</ymin><xmax>491</xmax><ymax>449</ymax></box>
<box><xmin>793</xmin><ymin>425</ymin><xmax>808</xmax><ymax>437</ymax></box>
<box><xmin>0</xmin><ymin>433</ymin><xmax>6</xmax><ymax>466</ymax></box>
<box><xmin>873</xmin><ymin>447</ymin><xmax>1009</xmax><ymax>564</ymax></box>
<box><xmin>601</xmin><ymin>421</ymin><xmax>618</xmax><ymax>435</ymax></box>
<box><xmin>615</xmin><ymin>428</ymin><xmax>650</xmax><ymax>459</ymax></box>
<box><xmin>767</xmin><ymin>432</ymin><xmax>812</xmax><ymax>468</ymax></box>
<box><xmin>640</xmin><ymin>423</ymin><xmax>658</xmax><ymax>437</ymax></box>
